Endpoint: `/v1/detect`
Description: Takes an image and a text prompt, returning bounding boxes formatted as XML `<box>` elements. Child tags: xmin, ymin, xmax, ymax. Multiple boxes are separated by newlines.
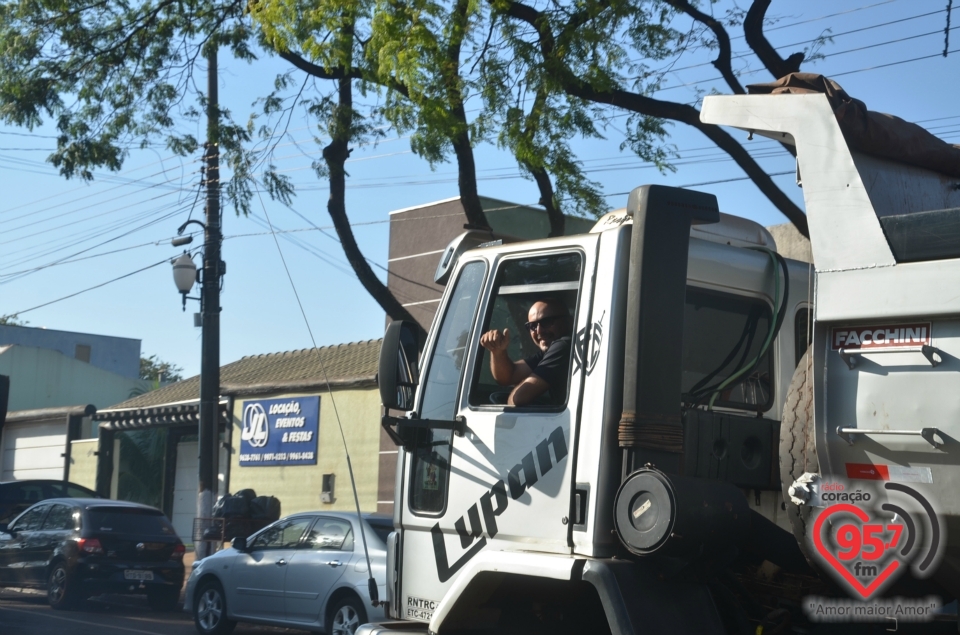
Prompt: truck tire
<box><xmin>778</xmin><ymin>346</ymin><xmax>819</xmax><ymax>565</ymax></box>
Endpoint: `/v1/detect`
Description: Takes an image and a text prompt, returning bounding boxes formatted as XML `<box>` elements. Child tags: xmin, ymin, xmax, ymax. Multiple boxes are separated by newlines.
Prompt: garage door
<box><xmin>0</xmin><ymin>420</ymin><xmax>66</xmax><ymax>481</ymax></box>
<box><xmin>171</xmin><ymin>441</ymin><xmax>228</xmax><ymax>544</ymax></box>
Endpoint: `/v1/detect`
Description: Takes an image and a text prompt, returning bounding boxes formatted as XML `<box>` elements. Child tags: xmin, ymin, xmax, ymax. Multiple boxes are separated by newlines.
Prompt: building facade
<box><xmin>387</xmin><ymin>196</ymin><xmax>596</xmax><ymax>331</ymax></box>
<box><xmin>0</xmin><ymin>324</ymin><xmax>140</xmax><ymax>379</ymax></box>
<box><xmin>92</xmin><ymin>340</ymin><xmax>384</xmax><ymax>543</ymax></box>
<box><xmin>0</xmin><ymin>344</ymin><xmax>150</xmax><ymax>486</ymax></box>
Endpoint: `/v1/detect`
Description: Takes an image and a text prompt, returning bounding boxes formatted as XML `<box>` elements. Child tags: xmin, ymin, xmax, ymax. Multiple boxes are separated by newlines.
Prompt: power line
<box><xmin>0</xmin><ymin>200</ymin><xmax>195</xmax><ymax>275</ymax></box>
<box><xmin>0</xmin><ymin>155</ymin><xmax>201</xmax><ymax>218</ymax></box>
<box><xmin>1</xmin><ymin>256</ymin><xmax>175</xmax><ymax>319</ymax></box>
<box><xmin>0</xmin><ymin>170</ymin><xmax>199</xmax><ymax>233</ymax></box>
<box><xmin>733</xmin><ymin>0</ymin><xmax>905</xmax><ymax>39</ymax></box>
<box><xmin>833</xmin><ymin>46</ymin><xmax>960</xmax><ymax>76</ymax></box>
<box><xmin>0</xmin><ymin>232</ymin><xmax>202</xmax><ymax>280</ymax></box>
<box><xmin>0</xmin><ymin>187</ymin><xmax>189</xmax><ymax>247</ymax></box>
<box><xmin>602</xmin><ymin>170</ymin><xmax>797</xmax><ymax>198</ymax></box>
<box><xmin>655</xmin><ymin>7</ymin><xmax>944</xmax><ymax>74</ymax></box>
<box><xmin>0</xmin><ymin>130</ymin><xmax>59</xmax><ymax>139</ymax></box>
<box><xmin>658</xmin><ymin>26</ymin><xmax>959</xmax><ymax>93</ymax></box>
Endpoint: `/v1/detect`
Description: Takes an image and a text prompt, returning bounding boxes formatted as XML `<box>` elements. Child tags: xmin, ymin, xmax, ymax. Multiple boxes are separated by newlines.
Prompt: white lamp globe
<box><xmin>172</xmin><ymin>253</ymin><xmax>197</xmax><ymax>294</ymax></box>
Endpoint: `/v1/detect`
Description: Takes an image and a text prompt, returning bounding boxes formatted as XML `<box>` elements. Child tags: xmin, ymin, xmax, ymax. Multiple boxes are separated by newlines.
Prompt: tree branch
<box><xmin>744</xmin><ymin>0</ymin><xmax>804</xmax><ymax>80</ymax></box>
<box><xmin>278</xmin><ymin>50</ymin><xmax>353</xmax><ymax>80</ymax></box>
<box><xmin>663</xmin><ymin>0</ymin><xmax>744</xmax><ymax>94</ymax></box>
<box><xmin>278</xmin><ymin>49</ymin><xmax>411</xmax><ymax>98</ymax></box>
<box><xmin>322</xmin><ymin>76</ymin><xmax>427</xmax><ymax>338</ymax></box>
<box><xmin>446</xmin><ymin>0</ymin><xmax>491</xmax><ymax>230</ymax></box>
<box><xmin>530</xmin><ymin>166</ymin><xmax>564</xmax><ymax>236</ymax></box>
<box><xmin>518</xmin><ymin>89</ymin><xmax>564</xmax><ymax>236</ymax></box>
<box><xmin>667</xmin><ymin>0</ymin><xmax>795</xmax><ymax>157</ymax></box>
<box><xmin>499</xmin><ymin>0</ymin><xmax>808</xmax><ymax>236</ymax></box>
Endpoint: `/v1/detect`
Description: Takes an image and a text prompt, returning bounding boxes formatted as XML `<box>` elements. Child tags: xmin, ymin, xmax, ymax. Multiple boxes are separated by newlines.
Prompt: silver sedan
<box><xmin>184</xmin><ymin>512</ymin><xmax>391</xmax><ymax>635</ymax></box>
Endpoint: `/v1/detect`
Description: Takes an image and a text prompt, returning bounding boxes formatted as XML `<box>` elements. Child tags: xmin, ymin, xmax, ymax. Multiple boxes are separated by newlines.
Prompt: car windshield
<box><xmin>86</xmin><ymin>508</ymin><xmax>176</xmax><ymax>536</ymax></box>
<box><xmin>366</xmin><ymin>518</ymin><xmax>394</xmax><ymax>544</ymax></box>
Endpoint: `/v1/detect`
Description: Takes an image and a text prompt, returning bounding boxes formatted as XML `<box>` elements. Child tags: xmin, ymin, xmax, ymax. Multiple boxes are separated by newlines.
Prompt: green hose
<box><xmin>708</xmin><ymin>247</ymin><xmax>782</xmax><ymax>409</ymax></box>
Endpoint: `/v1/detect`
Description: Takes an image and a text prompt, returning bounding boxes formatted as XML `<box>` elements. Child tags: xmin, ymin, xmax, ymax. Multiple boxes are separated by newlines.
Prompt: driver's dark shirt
<box><xmin>523</xmin><ymin>336</ymin><xmax>572</xmax><ymax>404</ymax></box>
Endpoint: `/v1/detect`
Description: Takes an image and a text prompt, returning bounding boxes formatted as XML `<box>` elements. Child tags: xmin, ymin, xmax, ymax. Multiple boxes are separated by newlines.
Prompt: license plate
<box><xmin>124</xmin><ymin>570</ymin><xmax>154</xmax><ymax>581</ymax></box>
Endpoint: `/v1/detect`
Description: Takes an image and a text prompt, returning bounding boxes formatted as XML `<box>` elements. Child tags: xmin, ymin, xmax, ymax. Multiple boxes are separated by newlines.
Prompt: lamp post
<box><xmin>172</xmin><ymin>226</ymin><xmax>223</xmax><ymax>561</ymax></box>
<box><xmin>170</xmin><ymin>43</ymin><xmax>222</xmax><ymax>560</ymax></box>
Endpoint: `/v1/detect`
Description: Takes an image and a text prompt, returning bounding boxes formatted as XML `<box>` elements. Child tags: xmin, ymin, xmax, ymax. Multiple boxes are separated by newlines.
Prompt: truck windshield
<box><xmin>410</xmin><ymin>261</ymin><xmax>486</xmax><ymax>514</ymax></box>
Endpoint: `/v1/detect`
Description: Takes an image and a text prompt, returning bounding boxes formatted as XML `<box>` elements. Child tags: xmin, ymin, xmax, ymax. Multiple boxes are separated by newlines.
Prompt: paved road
<box><xmin>0</xmin><ymin>588</ymin><xmax>314</xmax><ymax>635</ymax></box>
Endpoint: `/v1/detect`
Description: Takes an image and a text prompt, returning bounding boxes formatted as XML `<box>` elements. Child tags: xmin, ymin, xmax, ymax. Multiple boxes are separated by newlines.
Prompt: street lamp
<box><xmin>170</xmin><ymin>214</ymin><xmax>223</xmax><ymax>561</ymax></box>
<box><xmin>172</xmin><ymin>253</ymin><xmax>199</xmax><ymax>311</ymax></box>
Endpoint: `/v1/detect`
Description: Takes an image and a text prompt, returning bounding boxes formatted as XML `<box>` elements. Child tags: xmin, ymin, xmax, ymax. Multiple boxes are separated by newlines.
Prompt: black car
<box><xmin>0</xmin><ymin>498</ymin><xmax>185</xmax><ymax>611</ymax></box>
<box><xmin>0</xmin><ymin>480</ymin><xmax>99</xmax><ymax>526</ymax></box>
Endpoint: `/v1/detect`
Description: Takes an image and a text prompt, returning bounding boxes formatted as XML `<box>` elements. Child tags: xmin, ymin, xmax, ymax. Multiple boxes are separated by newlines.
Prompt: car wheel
<box><xmin>47</xmin><ymin>562</ymin><xmax>79</xmax><ymax>610</ymax></box>
<box><xmin>194</xmin><ymin>580</ymin><xmax>236</xmax><ymax>635</ymax></box>
<box><xmin>327</xmin><ymin>595</ymin><xmax>367</xmax><ymax>635</ymax></box>
<box><xmin>147</xmin><ymin>586</ymin><xmax>180</xmax><ymax>612</ymax></box>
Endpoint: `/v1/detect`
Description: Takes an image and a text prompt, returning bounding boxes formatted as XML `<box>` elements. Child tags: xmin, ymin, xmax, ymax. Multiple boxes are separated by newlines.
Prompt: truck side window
<box><xmin>682</xmin><ymin>288</ymin><xmax>774</xmax><ymax>412</ymax></box>
<box><xmin>470</xmin><ymin>253</ymin><xmax>582</xmax><ymax>407</ymax></box>
<box><xmin>410</xmin><ymin>261</ymin><xmax>487</xmax><ymax>515</ymax></box>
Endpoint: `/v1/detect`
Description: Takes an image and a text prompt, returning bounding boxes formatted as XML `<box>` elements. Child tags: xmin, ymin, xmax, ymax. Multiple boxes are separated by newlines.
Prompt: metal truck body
<box><xmin>363</xmin><ymin>90</ymin><xmax>960</xmax><ymax>635</ymax></box>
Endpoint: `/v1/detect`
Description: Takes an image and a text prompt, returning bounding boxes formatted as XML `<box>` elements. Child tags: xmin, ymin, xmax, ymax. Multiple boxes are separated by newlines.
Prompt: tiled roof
<box><xmin>101</xmin><ymin>339</ymin><xmax>382</xmax><ymax>412</ymax></box>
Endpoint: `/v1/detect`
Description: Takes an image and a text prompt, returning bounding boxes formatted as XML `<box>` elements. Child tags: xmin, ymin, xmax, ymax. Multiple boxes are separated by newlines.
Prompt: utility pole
<box><xmin>197</xmin><ymin>42</ymin><xmax>221</xmax><ymax>560</ymax></box>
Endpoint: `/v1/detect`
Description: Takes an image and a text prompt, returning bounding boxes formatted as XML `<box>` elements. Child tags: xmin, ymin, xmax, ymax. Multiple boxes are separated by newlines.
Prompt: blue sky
<box><xmin>0</xmin><ymin>0</ymin><xmax>957</xmax><ymax>379</ymax></box>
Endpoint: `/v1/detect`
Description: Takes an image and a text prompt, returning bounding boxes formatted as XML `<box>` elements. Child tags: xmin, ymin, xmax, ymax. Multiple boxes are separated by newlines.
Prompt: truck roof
<box><xmin>591</xmin><ymin>208</ymin><xmax>777</xmax><ymax>251</ymax></box>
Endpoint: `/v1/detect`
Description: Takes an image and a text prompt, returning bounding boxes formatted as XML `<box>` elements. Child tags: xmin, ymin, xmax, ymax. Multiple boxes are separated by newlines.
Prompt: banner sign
<box><xmin>239</xmin><ymin>396</ymin><xmax>320</xmax><ymax>466</ymax></box>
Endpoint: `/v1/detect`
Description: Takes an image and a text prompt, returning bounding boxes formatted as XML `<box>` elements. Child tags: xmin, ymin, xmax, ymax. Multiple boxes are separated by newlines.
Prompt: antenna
<box><xmin>256</xmin><ymin>192</ymin><xmax>379</xmax><ymax>605</ymax></box>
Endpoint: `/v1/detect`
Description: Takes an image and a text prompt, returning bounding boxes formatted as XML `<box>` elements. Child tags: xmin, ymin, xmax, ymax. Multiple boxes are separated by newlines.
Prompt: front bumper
<box><xmin>182</xmin><ymin>566</ymin><xmax>200</xmax><ymax>613</ymax></box>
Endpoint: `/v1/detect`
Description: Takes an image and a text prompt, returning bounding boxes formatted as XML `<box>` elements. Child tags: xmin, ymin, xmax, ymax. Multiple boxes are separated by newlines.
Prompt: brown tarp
<box><xmin>747</xmin><ymin>73</ymin><xmax>960</xmax><ymax>178</ymax></box>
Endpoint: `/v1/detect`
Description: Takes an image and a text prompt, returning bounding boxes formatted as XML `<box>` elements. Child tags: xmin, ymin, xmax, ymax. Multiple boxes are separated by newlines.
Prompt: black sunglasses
<box><xmin>525</xmin><ymin>314</ymin><xmax>565</xmax><ymax>332</ymax></box>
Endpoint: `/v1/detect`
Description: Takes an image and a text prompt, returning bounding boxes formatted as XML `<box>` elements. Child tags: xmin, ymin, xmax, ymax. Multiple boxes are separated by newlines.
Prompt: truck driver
<box><xmin>479</xmin><ymin>298</ymin><xmax>573</xmax><ymax>406</ymax></box>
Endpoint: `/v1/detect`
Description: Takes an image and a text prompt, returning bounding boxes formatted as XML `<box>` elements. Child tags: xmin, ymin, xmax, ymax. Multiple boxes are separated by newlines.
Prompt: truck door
<box><xmin>398</xmin><ymin>238</ymin><xmax>598</xmax><ymax>619</ymax></box>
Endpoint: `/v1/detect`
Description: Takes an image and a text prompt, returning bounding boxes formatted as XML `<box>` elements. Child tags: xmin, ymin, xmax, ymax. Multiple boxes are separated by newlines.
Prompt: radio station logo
<box><xmin>808</xmin><ymin>481</ymin><xmax>943</xmax><ymax>602</ymax></box>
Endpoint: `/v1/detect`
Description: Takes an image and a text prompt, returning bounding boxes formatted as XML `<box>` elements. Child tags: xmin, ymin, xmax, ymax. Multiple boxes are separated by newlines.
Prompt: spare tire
<box><xmin>779</xmin><ymin>346</ymin><xmax>819</xmax><ymax>566</ymax></box>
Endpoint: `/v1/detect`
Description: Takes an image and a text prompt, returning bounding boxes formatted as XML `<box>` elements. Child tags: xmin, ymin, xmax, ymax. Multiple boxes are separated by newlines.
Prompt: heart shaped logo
<box><xmin>812</xmin><ymin>503</ymin><xmax>903</xmax><ymax>599</ymax></box>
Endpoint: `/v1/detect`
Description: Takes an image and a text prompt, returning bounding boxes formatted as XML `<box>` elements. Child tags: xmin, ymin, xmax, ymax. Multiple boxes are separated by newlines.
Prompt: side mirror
<box><xmin>379</xmin><ymin>321</ymin><xmax>420</xmax><ymax>412</ymax></box>
<box><xmin>232</xmin><ymin>536</ymin><xmax>247</xmax><ymax>552</ymax></box>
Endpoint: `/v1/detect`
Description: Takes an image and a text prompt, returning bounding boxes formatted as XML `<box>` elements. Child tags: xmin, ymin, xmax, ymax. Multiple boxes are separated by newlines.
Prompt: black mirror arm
<box><xmin>381</xmin><ymin>415</ymin><xmax>407</xmax><ymax>447</ymax></box>
<box><xmin>381</xmin><ymin>415</ymin><xmax>467</xmax><ymax>448</ymax></box>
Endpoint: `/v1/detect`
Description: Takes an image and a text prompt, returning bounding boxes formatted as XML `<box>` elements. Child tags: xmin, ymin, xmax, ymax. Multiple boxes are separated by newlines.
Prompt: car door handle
<box><xmin>275</xmin><ymin>558</ymin><xmax>287</xmax><ymax>566</ymax></box>
<box><xmin>327</xmin><ymin>560</ymin><xmax>342</xmax><ymax>567</ymax></box>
